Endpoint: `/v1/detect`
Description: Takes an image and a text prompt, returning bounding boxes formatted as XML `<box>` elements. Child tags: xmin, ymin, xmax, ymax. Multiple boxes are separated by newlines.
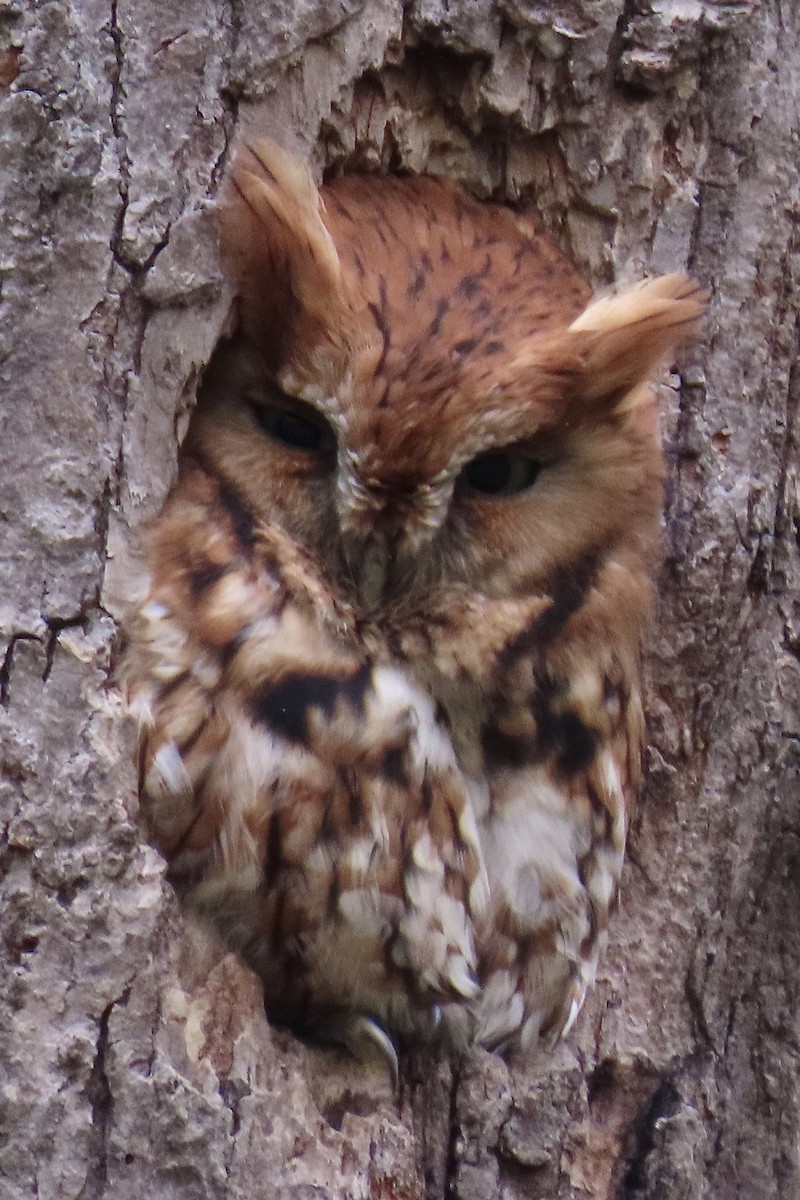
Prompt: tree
<box><xmin>2</xmin><ymin>2</ymin><xmax>798</xmax><ymax>1196</ymax></box>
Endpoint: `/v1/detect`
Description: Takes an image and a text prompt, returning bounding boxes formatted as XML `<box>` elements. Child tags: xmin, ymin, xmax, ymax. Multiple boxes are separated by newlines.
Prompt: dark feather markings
<box><xmin>480</xmin><ymin>724</ymin><xmax>538</xmax><ymax>770</ymax></box>
<box><xmin>481</xmin><ymin>678</ymin><xmax>599</xmax><ymax>777</ymax></box>
<box><xmin>263</xmin><ymin>808</ymin><xmax>284</xmax><ymax>888</ymax></box>
<box><xmin>216</xmin><ymin>475</ymin><xmax>258</xmax><ymax>551</ymax></box>
<box><xmin>532</xmin><ymin>697</ymin><xmax>599</xmax><ymax>777</ymax></box>
<box><xmin>499</xmin><ymin>550</ymin><xmax>603</xmax><ymax>666</ymax></box>
<box><xmin>251</xmin><ymin>664</ymin><xmax>372</xmax><ymax>745</ymax></box>
<box><xmin>382</xmin><ymin>745</ymin><xmax>410</xmax><ymax>787</ymax></box>
<box><xmin>429</xmin><ymin>298</ymin><xmax>450</xmax><ymax>338</ymax></box>
<box><xmin>188</xmin><ymin>560</ymin><xmax>230</xmax><ymax>597</ymax></box>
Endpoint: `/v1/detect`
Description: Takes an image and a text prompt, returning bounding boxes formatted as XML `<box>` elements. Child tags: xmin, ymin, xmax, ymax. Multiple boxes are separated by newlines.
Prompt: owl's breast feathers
<box><xmin>126</xmin><ymin>462</ymin><xmax>491</xmax><ymax>1036</ymax></box>
<box><xmin>126</xmin><ymin>456</ymin><xmax>643</xmax><ymax>1050</ymax></box>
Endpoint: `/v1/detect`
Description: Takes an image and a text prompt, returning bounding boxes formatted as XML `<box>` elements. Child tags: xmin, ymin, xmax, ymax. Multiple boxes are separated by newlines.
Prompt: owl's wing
<box><xmin>124</xmin><ymin>461</ymin><xmax>489</xmax><ymax>1042</ymax></box>
<box><xmin>467</xmin><ymin>274</ymin><xmax>706</xmax><ymax>1053</ymax></box>
<box><xmin>410</xmin><ymin>589</ymin><xmax>646</xmax><ymax>1056</ymax></box>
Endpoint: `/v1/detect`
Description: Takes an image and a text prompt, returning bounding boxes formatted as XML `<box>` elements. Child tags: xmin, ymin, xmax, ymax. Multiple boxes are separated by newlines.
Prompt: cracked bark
<box><xmin>1</xmin><ymin>2</ymin><xmax>798</xmax><ymax>1198</ymax></box>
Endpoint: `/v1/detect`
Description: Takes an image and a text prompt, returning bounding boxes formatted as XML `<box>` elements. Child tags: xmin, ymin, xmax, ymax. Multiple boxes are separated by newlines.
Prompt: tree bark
<box><xmin>2</xmin><ymin>2</ymin><xmax>798</xmax><ymax>1197</ymax></box>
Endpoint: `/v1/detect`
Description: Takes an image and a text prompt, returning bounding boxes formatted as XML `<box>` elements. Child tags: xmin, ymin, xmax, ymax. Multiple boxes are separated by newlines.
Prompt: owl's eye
<box><xmin>250</xmin><ymin>395</ymin><xmax>335</xmax><ymax>454</ymax></box>
<box><xmin>458</xmin><ymin>451</ymin><xmax>542</xmax><ymax>497</ymax></box>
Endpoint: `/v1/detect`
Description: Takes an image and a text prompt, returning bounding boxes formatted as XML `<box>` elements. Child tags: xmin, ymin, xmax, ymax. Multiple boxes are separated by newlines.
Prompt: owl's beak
<box><xmin>343</xmin><ymin>526</ymin><xmax>415</xmax><ymax>613</ymax></box>
<box><xmin>353</xmin><ymin>537</ymin><xmax>392</xmax><ymax>611</ymax></box>
<box><xmin>338</xmin><ymin>470</ymin><xmax>445</xmax><ymax>610</ymax></box>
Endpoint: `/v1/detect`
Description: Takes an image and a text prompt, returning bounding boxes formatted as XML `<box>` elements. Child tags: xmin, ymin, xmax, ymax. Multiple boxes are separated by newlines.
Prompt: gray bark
<box><xmin>1</xmin><ymin>1</ymin><xmax>798</xmax><ymax>1197</ymax></box>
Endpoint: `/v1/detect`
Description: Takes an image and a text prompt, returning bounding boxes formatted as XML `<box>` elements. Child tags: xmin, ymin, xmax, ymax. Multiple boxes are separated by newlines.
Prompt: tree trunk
<box><xmin>2</xmin><ymin>2</ymin><xmax>798</xmax><ymax>1197</ymax></box>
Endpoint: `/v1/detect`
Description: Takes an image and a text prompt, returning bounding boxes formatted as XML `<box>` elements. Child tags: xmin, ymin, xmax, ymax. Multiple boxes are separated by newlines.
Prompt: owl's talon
<box><xmin>309</xmin><ymin>1013</ymin><xmax>399</xmax><ymax>1085</ymax></box>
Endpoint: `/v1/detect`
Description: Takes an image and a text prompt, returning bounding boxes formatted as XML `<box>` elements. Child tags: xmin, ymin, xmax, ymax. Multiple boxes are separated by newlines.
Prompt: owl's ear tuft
<box><xmin>219</xmin><ymin>139</ymin><xmax>352</xmax><ymax>380</ymax></box>
<box><xmin>570</xmin><ymin>274</ymin><xmax>707</xmax><ymax>411</ymax></box>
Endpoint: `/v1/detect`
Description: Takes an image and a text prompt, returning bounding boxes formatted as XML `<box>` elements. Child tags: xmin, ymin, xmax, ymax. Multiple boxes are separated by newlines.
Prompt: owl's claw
<box><xmin>309</xmin><ymin>1012</ymin><xmax>399</xmax><ymax>1085</ymax></box>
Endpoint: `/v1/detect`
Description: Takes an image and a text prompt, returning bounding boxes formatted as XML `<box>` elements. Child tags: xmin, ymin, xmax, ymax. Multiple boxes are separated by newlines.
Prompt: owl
<box><xmin>123</xmin><ymin>140</ymin><xmax>704</xmax><ymax>1075</ymax></box>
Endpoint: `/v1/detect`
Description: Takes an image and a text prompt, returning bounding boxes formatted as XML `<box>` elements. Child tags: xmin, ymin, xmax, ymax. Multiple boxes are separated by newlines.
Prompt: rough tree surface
<box><xmin>1</xmin><ymin>2</ymin><xmax>798</xmax><ymax>1198</ymax></box>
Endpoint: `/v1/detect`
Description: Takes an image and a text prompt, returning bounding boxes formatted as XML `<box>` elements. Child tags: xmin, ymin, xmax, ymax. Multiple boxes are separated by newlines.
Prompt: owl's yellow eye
<box><xmin>251</xmin><ymin>396</ymin><xmax>335</xmax><ymax>454</ymax></box>
<box><xmin>458</xmin><ymin>452</ymin><xmax>541</xmax><ymax>497</ymax></box>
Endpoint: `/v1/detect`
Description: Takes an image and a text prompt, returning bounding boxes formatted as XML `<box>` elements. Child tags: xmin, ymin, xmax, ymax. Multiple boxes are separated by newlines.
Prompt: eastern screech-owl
<box><xmin>124</xmin><ymin>140</ymin><xmax>704</xmax><ymax>1071</ymax></box>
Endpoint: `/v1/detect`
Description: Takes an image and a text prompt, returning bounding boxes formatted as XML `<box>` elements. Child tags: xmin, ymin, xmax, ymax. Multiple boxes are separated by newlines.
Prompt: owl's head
<box><xmin>187</xmin><ymin>141</ymin><xmax>704</xmax><ymax>617</ymax></box>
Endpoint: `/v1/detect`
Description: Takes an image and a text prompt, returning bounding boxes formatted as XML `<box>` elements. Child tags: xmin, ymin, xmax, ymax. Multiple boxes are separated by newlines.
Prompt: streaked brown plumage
<box><xmin>123</xmin><ymin>140</ymin><xmax>704</xmax><ymax>1068</ymax></box>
